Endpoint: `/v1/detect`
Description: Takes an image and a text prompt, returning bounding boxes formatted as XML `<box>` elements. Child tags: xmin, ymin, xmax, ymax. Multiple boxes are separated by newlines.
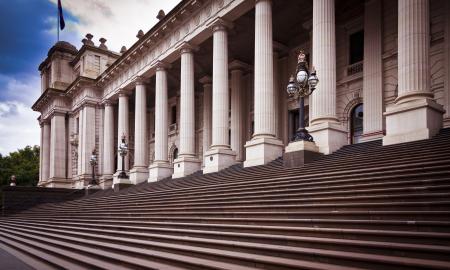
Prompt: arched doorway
<box><xmin>350</xmin><ymin>103</ymin><xmax>363</xmax><ymax>144</ymax></box>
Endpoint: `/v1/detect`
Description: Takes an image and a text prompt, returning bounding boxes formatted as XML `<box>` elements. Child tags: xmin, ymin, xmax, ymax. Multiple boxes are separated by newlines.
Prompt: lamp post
<box><xmin>286</xmin><ymin>50</ymin><xmax>319</xmax><ymax>142</ymax></box>
<box><xmin>89</xmin><ymin>149</ymin><xmax>98</xmax><ymax>186</ymax></box>
<box><xmin>118</xmin><ymin>134</ymin><xmax>128</xmax><ymax>179</ymax></box>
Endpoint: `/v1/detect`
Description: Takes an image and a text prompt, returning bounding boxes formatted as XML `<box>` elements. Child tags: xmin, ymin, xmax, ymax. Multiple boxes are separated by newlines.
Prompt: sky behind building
<box><xmin>0</xmin><ymin>0</ymin><xmax>179</xmax><ymax>155</ymax></box>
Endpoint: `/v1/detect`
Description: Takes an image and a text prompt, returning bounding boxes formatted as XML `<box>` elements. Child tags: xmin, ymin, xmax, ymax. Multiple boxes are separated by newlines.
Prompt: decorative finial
<box><xmin>136</xmin><ymin>30</ymin><xmax>144</xmax><ymax>39</ymax></box>
<box><xmin>297</xmin><ymin>50</ymin><xmax>306</xmax><ymax>63</ymax></box>
<box><xmin>99</xmin><ymin>38</ymin><xmax>107</xmax><ymax>50</ymax></box>
<box><xmin>120</xmin><ymin>46</ymin><xmax>127</xmax><ymax>53</ymax></box>
<box><xmin>85</xmin><ymin>33</ymin><xmax>94</xmax><ymax>46</ymax></box>
<box><xmin>81</xmin><ymin>38</ymin><xmax>88</xmax><ymax>45</ymax></box>
<box><xmin>157</xmin><ymin>9</ymin><xmax>165</xmax><ymax>20</ymax></box>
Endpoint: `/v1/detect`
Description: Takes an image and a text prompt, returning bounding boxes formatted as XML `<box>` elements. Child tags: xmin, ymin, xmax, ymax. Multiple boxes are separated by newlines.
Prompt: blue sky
<box><xmin>0</xmin><ymin>0</ymin><xmax>178</xmax><ymax>155</ymax></box>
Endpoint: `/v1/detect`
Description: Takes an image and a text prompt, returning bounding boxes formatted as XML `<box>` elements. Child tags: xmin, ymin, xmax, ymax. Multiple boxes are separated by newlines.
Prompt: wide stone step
<box><xmin>42</xmin><ymin>180</ymin><xmax>450</xmax><ymax>213</ymax></box>
<box><xmin>33</xmin><ymin>165</ymin><xmax>450</xmax><ymax>212</ymax></box>
<box><xmin>5</xmin><ymin>218</ymin><xmax>450</xmax><ymax>246</ymax></box>
<box><xmin>0</xmin><ymin>225</ymin><xmax>365</xmax><ymax>270</ymax></box>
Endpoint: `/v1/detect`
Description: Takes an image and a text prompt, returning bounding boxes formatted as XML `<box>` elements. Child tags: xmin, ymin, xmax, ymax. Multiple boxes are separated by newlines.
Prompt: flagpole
<box><xmin>57</xmin><ymin>3</ymin><xmax>60</xmax><ymax>42</ymax></box>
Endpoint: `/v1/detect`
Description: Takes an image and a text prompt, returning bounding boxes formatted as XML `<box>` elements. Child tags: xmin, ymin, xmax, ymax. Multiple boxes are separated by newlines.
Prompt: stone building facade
<box><xmin>33</xmin><ymin>0</ymin><xmax>450</xmax><ymax>189</ymax></box>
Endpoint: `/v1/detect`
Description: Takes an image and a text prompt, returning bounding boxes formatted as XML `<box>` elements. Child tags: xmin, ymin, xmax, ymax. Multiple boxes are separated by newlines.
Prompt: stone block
<box><xmin>243</xmin><ymin>137</ymin><xmax>283</xmax><ymax>168</ymax></box>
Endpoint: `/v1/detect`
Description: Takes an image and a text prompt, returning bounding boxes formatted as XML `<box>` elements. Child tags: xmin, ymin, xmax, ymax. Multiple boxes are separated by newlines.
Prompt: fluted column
<box><xmin>397</xmin><ymin>0</ymin><xmax>430</xmax><ymax>100</ymax></box>
<box><xmin>102</xmin><ymin>101</ymin><xmax>115</xmax><ymax>178</ymax></box>
<box><xmin>200</xmin><ymin>76</ymin><xmax>212</xmax><ymax>156</ymax></box>
<box><xmin>117</xmin><ymin>92</ymin><xmax>129</xmax><ymax>171</ymax></box>
<box><xmin>130</xmin><ymin>77</ymin><xmax>149</xmax><ymax>184</ymax></box>
<box><xmin>230</xmin><ymin>60</ymin><xmax>249</xmax><ymax>162</ymax></box>
<box><xmin>41</xmin><ymin>120</ymin><xmax>51</xmax><ymax>183</ymax></box>
<box><xmin>311</xmin><ymin>0</ymin><xmax>337</xmax><ymax>124</ymax></box>
<box><xmin>383</xmin><ymin>0</ymin><xmax>444</xmax><ymax>145</ymax></box>
<box><xmin>254</xmin><ymin>0</ymin><xmax>276</xmax><ymax>138</ymax></box>
<box><xmin>148</xmin><ymin>62</ymin><xmax>173</xmax><ymax>181</ymax></box>
<box><xmin>49</xmin><ymin>112</ymin><xmax>67</xmax><ymax>180</ymax></box>
<box><xmin>243</xmin><ymin>0</ymin><xmax>283</xmax><ymax>167</ymax></box>
<box><xmin>203</xmin><ymin>18</ymin><xmax>237</xmax><ymax>173</ymax></box>
<box><xmin>173</xmin><ymin>43</ymin><xmax>201</xmax><ymax>178</ymax></box>
<box><xmin>212</xmin><ymin>23</ymin><xmax>230</xmax><ymax>149</ymax></box>
<box><xmin>362</xmin><ymin>0</ymin><xmax>383</xmax><ymax>141</ymax></box>
<box><xmin>81</xmin><ymin>105</ymin><xmax>96</xmax><ymax>179</ymax></box>
<box><xmin>307</xmin><ymin>0</ymin><xmax>347</xmax><ymax>154</ymax></box>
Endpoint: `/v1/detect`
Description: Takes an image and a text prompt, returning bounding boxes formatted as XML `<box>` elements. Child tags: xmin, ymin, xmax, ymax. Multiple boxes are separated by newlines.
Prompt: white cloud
<box><xmin>48</xmin><ymin>0</ymin><xmax>180</xmax><ymax>52</ymax></box>
<box><xmin>0</xmin><ymin>101</ymin><xmax>40</xmax><ymax>155</ymax></box>
<box><xmin>0</xmin><ymin>74</ymin><xmax>41</xmax><ymax>155</ymax></box>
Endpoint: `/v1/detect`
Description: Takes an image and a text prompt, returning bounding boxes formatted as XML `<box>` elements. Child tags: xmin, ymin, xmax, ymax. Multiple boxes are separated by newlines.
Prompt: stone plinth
<box><xmin>308</xmin><ymin>122</ymin><xmax>347</xmax><ymax>154</ymax></box>
<box><xmin>383</xmin><ymin>99</ymin><xmax>444</xmax><ymax>145</ymax></box>
<box><xmin>113</xmin><ymin>171</ymin><xmax>132</xmax><ymax>191</ymax></box>
<box><xmin>172</xmin><ymin>156</ymin><xmax>202</xmax><ymax>178</ymax></box>
<box><xmin>244</xmin><ymin>137</ymin><xmax>283</xmax><ymax>168</ymax></box>
<box><xmin>203</xmin><ymin>148</ymin><xmax>236</xmax><ymax>174</ymax></box>
<box><xmin>148</xmin><ymin>161</ymin><xmax>173</xmax><ymax>182</ymax></box>
<box><xmin>129</xmin><ymin>166</ymin><xmax>149</xmax><ymax>184</ymax></box>
<box><xmin>283</xmin><ymin>140</ymin><xmax>322</xmax><ymax>168</ymax></box>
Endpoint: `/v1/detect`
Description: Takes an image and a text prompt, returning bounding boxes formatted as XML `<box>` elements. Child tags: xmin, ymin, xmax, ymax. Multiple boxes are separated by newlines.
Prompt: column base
<box><xmin>40</xmin><ymin>178</ymin><xmax>72</xmax><ymax>188</ymax></box>
<box><xmin>113</xmin><ymin>171</ymin><xmax>132</xmax><ymax>191</ymax></box>
<box><xmin>243</xmin><ymin>136</ymin><xmax>283</xmax><ymax>168</ymax></box>
<box><xmin>172</xmin><ymin>156</ymin><xmax>201</xmax><ymax>179</ymax></box>
<box><xmin>148</xmin><ymin>161</ymin><xmax>173</xmax><ymax>182</ymax></box>
<box><xmin>203</xmin><ymin>147</ymin><xmax>236</xmax><ymax>174</ymax></box>
<box><xmin>129</xmin><ymin>166</ymin><xmax>149</xmax><ymax>185</ymax></box>
<box><xmin>307</xmin><ymin>122</ymin><xmax>348</xmax><ymax>154</ymax></box>
<box><xmin>99</xmin><ymin>175</ymin><xmax>113</xmax><ymax>189</ymax></box>
<box><xmin>283</xmin><ymin>140</ymin><xmax>322</xmax><ymax>167</ymax></box>
<box><xmin>360</xmin><ymin>130</ymin><xmax>384</xmax><ymax>142</ymax></box>
<box><xmin>383</xmin><ymin>98</ymin><xmax>444</xmax><ymax>146</ymax></box>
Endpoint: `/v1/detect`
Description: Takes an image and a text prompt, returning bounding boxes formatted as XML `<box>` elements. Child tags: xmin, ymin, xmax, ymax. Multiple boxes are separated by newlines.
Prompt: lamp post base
<box><xmin>283</xmin><ymin>140</ymin><xmax>322</xmax><ymax>167</ymax></box>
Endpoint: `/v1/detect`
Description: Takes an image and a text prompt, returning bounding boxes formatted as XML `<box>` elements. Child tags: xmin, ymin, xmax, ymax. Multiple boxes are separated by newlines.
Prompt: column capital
<box><xmin>154</xmin><ymin>60</ymin><xmax>171</xmax><ymax>71</ymax></box>
<box><xmin>229</xmin><ymin>60</ymin><xmax>252</xmax><ymax>72</ymax></box>
<box><xmin>199</xmin><ymin>75</ymin><xmax>212</xmax><ymax>85</ymax></box>
<box><xmin>208</xmin><ymin>17</ymin><xmax>233</xmax><ymax>32</ymax></box>
<box><xmin>102</xmin><ymin>99</ymin><xmax>116</xmax><ymax>106</ymax></box>
<box><xmin>118</xmin><ymin>88</ymin><xmax>129</xmax><ymax>97</ymax></box>
<box><xmin>133</xmin><ymin>76</ymin><xmax>146</xmax><ymax>86</ymax></box>
<box><xmin>177</xmin><ymin>42</ymin><xmax>199</xmax><ymax>54</ymax></box>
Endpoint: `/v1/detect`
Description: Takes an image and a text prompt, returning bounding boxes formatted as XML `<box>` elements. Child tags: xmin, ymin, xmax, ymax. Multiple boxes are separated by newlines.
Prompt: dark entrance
<box><xmin>351</xmin><ymin>103</ymin><xmax>364</xmax><ymax>144</ymax></box>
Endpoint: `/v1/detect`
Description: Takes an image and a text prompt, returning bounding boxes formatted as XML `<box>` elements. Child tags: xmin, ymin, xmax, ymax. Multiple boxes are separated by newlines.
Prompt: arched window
<box><xmin>351</xmin><ymin>103</ymin><xmax>364</xmax><ymax>144</ymax></box>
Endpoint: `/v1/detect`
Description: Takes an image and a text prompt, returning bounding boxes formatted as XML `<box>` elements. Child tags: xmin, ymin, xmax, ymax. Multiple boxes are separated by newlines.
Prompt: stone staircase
<box><xmin>1</xmin><ymin>129</ymin><xmax>450</xmax><ymax>270</ymax></box>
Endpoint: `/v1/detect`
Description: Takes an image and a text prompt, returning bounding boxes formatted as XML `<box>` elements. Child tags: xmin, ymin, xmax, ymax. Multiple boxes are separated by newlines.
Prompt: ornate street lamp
<box><xmin>89</xmin><ymin>149</ymin><xmax>98</xmax><ymax>186</ymax></box>
<box><xmin>286</xmin><ymin>50</ymin><xmax>319</xmax><ymax>142</ymax></box>
<box><xmin>118</xmin><ymin>134</ymin><xmax>128</xmax><ymax>179</ymax></box>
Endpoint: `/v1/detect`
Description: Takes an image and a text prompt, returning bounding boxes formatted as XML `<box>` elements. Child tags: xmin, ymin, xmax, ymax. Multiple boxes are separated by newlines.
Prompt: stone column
<box><xmin>203</xmin><ymin>18</ymin><xmax>237</xmax><ymax>174</ymax></box>
<box><xmin>173</xmin><ymin>43</ymin><xmax>201</xmax><ymax>178</ymax></box>
<box><xmin>113</xmin><ymin>91</ymin><xmax>131</xmax><ymax>187</ymax></box>
<box><xmin>80</xmin><ymin>105</ymin><xmax>96</xmax><ymax>181</ymax></box>
<box><xmin>244</xmin><ymin>0</ymin><xmax>283</xmax><ymax>167</ymax></box>
<box><xmin>308</xmin><ymin>0</ymin><xmax>347</xmax><ymax>154</ymax></box>
<box><xmin>230</xmin><ymin>60</ymin><xmax>249</xmax><ymax>162</ymax></box>
<box><xmin>130</xmin><ymin>77</ymin><xmax>149</xmax><ymax>184</ymax></box>
<box><xmin>361</xmin><ymin>0</ymin><xmax>384</xmax><ymax>141</ymax></box>
<box><xmin>148</xmin><ymin>62</ymin><xmax>173</xmax><ymax>181</ymax></box>
<box><xmin>200</xmin><ymin>76</ymin><xmax>212</xmax><ymax>158</ymax></box>
<box><xmin>383</xmin><ymin>0</ymin><xmax>444</xmax><ymax>145</ymax></box>
<box><xmin>102</xmin><ymin>101</ymin><xmax>115</xmax><ymax>181</ymax></box>
<box><xmin>49</xmin><ymin>112</ymin><xmax>67</xmax><ymax>182</ymax></box>
<box><xmin>41</xmin><ymin>120</ymin><xmax>51</xmax><ymax>183</ymax></box>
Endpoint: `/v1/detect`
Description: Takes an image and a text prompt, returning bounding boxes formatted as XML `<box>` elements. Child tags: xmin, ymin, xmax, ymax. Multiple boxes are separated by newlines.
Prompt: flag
<box><xmin>58</xmin><ymin>0</ymin><xmax>65</xmax><ymax>30</ymax></box>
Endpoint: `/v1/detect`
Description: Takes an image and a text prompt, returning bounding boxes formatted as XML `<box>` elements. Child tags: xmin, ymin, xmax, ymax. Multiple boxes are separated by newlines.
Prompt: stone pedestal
<box><xmin>383</xmin><ymin>99</ymin><xmax>444</xmax><ymax>145</ymax></box>
<box><xmin>244</xmin><ymin>137</ymin><xmax>283</xmax><ymax>168</ymax></box>
<box><xmin>283</xmin><ymin>140</ymin><xmax>322</xmax><ymax>167</ymax></box>
<box><xmin>112</xmin><ymin>172</ymin><xmax>132</xmax><ymax>191</ymax></box>
<box><xmin>148</xmin><ymin>162</ymin><xmax>173</xmax><ymax>182</ymax></box>
<box><xmin>85</xmin><ymin>185</ymin><xmax>101</xmax><ymax>196</ymax></box>
<box><xmin>173</xmin><ymin>157</ymin><xmax>202</xmax><ymax>178</ymax></box>
<box><xmin>129</xmin><ymin>166</ymin><xmax>149</xmax><ymax>184</ymax></box>
<box><xmin>203</xmin><ymin>148</ymin><xmax>237</xmax><ymax>174</ymax></box>
<box><xmin>308</xmin><ymin>122</ymin><xmax>347</xmax><ymax>154</ymax></box>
